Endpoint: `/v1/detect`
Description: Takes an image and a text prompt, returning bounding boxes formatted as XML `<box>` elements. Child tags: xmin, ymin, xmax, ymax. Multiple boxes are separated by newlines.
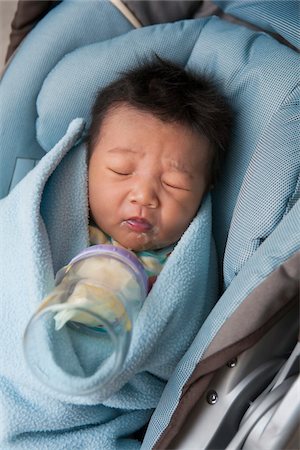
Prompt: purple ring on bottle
<box><xmin>68</xmin><ymin>245</ymin><xmax>148</xmax><ymax>296</ymax></box>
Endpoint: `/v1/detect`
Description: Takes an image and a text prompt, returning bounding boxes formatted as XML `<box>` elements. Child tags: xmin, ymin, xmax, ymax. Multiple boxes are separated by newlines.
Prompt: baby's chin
<box><xmin>115</xmin><ymin>232</ymin><xmax>169</xmax><ymax>252</ymax></box>
<box><xmin>118</xmin><ymin>236</ymin><xmax>159</xmax><ymax>252</ymax></box>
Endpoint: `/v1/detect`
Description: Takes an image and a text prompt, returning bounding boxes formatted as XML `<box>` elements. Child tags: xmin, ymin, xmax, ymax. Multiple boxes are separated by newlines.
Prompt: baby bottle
<box><xmin>23</xmin><ymin>245</ymin><xmax>148</xmax><ymax>395</ymax></box>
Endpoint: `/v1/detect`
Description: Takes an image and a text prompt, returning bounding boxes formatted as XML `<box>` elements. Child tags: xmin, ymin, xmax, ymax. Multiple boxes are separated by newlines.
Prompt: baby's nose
<box><xmin>129</xmin><ymin>180</ymin><xmax>159</xmax><ymax>208</ymax></box>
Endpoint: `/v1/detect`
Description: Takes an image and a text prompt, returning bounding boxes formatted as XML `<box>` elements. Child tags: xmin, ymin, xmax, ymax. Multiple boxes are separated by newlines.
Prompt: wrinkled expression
<box><xmin>88</xmin><ymin>104</ymin><xmax>211</xmax><ymax>251</ymax></box>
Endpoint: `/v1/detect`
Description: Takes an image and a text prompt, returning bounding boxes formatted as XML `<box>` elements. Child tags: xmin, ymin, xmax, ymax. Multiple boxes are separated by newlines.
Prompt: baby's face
<box><xmin>88</xmin><ymin>104</ymin><xmax>211</xmax><ymax>251</ymax></box>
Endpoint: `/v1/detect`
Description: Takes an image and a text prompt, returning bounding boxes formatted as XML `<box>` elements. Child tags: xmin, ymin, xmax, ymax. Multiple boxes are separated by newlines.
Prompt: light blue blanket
<box><xmin>0</xmin><ymin>119</ymin><xmax>218</xmax><ymax>448</ymax></box>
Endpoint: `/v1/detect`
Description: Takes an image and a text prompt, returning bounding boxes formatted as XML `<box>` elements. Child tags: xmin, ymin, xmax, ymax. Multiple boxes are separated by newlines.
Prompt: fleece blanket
<box><xmin>0</xmin><ymin>119</ymin><xmax>218</xmax><ymax>448</ymax></box>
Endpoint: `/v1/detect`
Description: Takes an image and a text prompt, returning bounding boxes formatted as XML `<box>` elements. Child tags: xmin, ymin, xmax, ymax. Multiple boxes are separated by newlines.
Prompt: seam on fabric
<box><xmin>184</xmin><ymin>17</ymin><xmax>212</xmax><ymax>70</ymax></box>
<box><xmin>284</xmin><ymin>173</ymin><xmax>300</xmax><ymax>216</ymax></box>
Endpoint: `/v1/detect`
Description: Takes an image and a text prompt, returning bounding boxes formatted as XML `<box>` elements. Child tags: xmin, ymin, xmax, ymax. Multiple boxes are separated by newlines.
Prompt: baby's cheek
<box><xmin>173</xmin><ymin>209</ymin><xmax>194</xmax><ymax>236</ymax></box>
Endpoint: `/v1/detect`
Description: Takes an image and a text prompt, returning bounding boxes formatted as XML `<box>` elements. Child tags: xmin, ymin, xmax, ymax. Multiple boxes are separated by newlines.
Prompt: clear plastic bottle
<box><xmin>23</xmin><ymin>245</ymin><xmax>148</xmax><ymax>394</ymax></box>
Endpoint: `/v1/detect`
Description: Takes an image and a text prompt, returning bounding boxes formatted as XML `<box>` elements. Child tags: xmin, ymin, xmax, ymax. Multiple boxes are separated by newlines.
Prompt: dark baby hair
<box><xmin>87</xmin><ymin>58</ymin><xmax>232</xmax><ymax>184</ymax></box>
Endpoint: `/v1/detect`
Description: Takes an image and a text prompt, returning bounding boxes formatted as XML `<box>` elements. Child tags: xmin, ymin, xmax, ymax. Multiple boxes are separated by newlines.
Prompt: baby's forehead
<box><xmin>96</xmin><ymin>104</ymin><xmax>212</xmax><ymax>163</ymax></box>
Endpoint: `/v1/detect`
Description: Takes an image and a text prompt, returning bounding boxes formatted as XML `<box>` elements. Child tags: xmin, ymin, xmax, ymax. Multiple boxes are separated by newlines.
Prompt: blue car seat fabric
<box><xmin>35</xmin><ymin>19</ymin><xmax>204</xmax><ymax>152</ymax></box>
<box><xmin>214</xmin><ymin>0</ymin><xmax>300</xmax><ymax>48</ymax></box>
<box><xmin>0</xmin><ymin>0</ymin><xmax>299</xmax><ymax>447</ymax></box>
<box><xmin>182</xmin><ymin>17</ymin><xmax>299</xmax><ymax>283</ymax></box>
<box><xmin>223</xmin><ymin>84</ymin><xmax>300</xmax><ymax>286</ymax></box>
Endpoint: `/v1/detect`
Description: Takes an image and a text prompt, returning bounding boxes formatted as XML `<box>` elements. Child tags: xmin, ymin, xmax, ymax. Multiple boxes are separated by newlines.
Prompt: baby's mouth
<box><xmin>123</xmin><ymin>217</ymin><xmax>153</xmax><ymax>233</ymax></box>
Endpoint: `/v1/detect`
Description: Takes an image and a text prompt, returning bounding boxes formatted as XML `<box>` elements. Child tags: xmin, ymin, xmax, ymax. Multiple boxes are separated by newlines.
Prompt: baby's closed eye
<box><xmin>162</xmin><ymin>174</ymin><xmax>192</xmax><ymax>191</ymax></box>
<box><xmin>108</xmin><ymin>167</ymin><xmax>132</xmax><ymax>176</ymax></box>
<box><xmin>107</xmin><ymin>161</ymin><xmax>134</xmax><ymax>176</ymax></box>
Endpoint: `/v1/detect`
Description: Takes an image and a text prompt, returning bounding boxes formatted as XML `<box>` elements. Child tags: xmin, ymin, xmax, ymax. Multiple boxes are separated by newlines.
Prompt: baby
<box><xmin>87</xmin><ymin>58</ymin><xmax>232</xmax><ymax>276</ymax></box>
<box><xmin>53</xmin><ymin>59</ymin><xmax>232</xmax><ymax>329</ymax></box>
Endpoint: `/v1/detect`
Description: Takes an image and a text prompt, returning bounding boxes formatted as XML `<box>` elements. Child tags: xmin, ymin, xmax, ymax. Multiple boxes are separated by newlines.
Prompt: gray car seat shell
<box><xmin>173</xmin><ymin>302</ymin><xmax>299</xmax><ymax>449</ymax></box>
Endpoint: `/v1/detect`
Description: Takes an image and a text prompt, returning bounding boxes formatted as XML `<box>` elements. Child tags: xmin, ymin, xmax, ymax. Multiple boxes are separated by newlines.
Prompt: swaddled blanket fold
<box><xmin>0</xmin><ymin>119</ymin><xmax>218</xmax><ymax>448</ymax></box>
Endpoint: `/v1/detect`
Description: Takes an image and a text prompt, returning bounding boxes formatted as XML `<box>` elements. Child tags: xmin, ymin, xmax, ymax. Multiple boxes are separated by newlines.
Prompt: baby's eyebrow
<box><xmin>166</xmin><ymin>159</ymin><xmax>193</xmax><ymax>178</ymax></box>
<box><xmin>107</xmin><ymin>147</ymin><xmax>138</xmax><ymax>155</ymax></box>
